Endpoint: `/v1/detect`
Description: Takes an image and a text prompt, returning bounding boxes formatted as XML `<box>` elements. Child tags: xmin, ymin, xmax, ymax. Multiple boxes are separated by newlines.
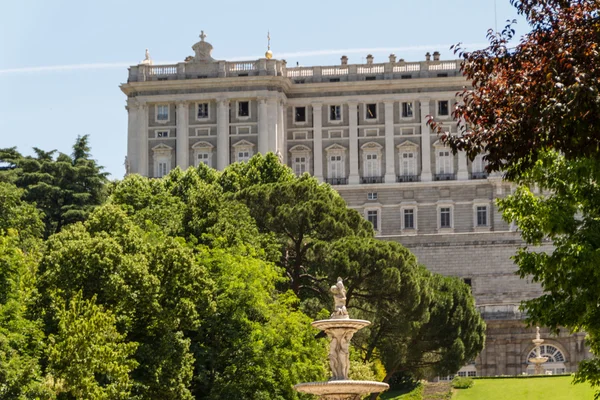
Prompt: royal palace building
<box><xmin>120</xmin><ymin>32</ymin><xmax>591</xmax><ymax>377</ymax></box>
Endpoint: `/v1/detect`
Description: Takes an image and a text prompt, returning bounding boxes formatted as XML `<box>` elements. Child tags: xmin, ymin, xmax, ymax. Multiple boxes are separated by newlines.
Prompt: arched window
<box><xmin>192</xmin><ymin>141</ymin><xmax>214</xmax><ymax>168</ymax></box>
<box><xmin>526</xmin><ymin>344</ymin><xmax>567</xmax><ymax>375</ymax></box>
<box><xmin>325</xmin><ymin>144</ymin><xmax>347</xmax><ymax>185</ymax></box>
<box><xmin>289</xmin><ymin>145</ymin><xmax>311</xmax><ymax>176</ymax></box>
<box><xmin>361</xmin><ymin>142</ymin><xmax>383</xmax><ymax>183</ymax></box>
<box><xmin>232</xmin><ymin>140</ymin><xmax>254</xmax><ymax>163</ymax></box>
<box><xmin>397</xmin><ymin>141</ymin><xmax>419</xmax><ymax>182</ymax></box>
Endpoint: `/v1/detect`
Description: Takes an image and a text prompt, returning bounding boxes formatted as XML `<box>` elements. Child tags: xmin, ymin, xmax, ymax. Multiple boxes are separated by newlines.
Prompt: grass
<box><xmin>380</xmin><ymin>384</ymin><xmax>423</xmax><ymax>399</ymax></box>
<box><xmin>452</xmin><ymin>376</ymin><xmax>596</xmax><ymax>400</ymax></box>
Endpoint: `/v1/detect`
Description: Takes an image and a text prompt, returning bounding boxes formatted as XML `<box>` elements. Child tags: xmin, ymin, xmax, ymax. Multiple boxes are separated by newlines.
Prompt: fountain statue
<box><xmin>294</xmin><ymin>278</ymin><xmax>389</xmax><ymax>399</ymax></box>
<box><xmin>528</xmin><ymin>326</ymin><xmax>549</xmax><ymax>375</ymax></box>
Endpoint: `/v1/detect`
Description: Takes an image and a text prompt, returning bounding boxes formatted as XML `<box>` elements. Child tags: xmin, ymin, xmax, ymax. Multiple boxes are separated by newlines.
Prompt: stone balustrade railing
<box><xmin>127</xmin><ymin>58</ymin><xmax>462</xmax><ymax>83</ymax></box>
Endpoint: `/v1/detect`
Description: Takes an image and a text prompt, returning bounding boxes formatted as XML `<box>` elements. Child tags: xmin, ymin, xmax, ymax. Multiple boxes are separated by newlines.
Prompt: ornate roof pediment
<box><xmin>232</xmin><ymin>139</ymin><xmax>254</xmax><ymax>148</ymax></box>
<box><xmin>397</xmin><ymin>140</ymin><xmax>419</xmax><ymax>149</ymax></box>
<box><xmin>360</xmin><ymin>141</ymin><xmax>383</xmax><ymax>150</ymax></box>
<box><xmin>192</xmin><ymin>141</ymin><xmax>214</xmax><ymax>149</ymax></box>
<box><xmin>151</xmin><ymin>143</ymin><xmax>173</xmax><ymax>152</ymax></box>
<box><xmin>325</xmin><ymin>143</ymin><xmax>347</xmax><ymax>152</ymax></box>
<box><xmin>289</xmin><ymin>144</ymin><xmax>311</xmax><ymax>153</ymax></box>
<box><xmin>433</xmin><ymin>139</ymin><xmax>449</xmax><ymax>147</ymax></box>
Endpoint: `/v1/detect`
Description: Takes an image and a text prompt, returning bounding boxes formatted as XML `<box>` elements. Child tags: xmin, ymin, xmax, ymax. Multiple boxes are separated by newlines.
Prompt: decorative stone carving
<box><xmin>330</xmin><ymin>277</ymin><xmax>349</xmax><ymax>319</ymax></box>
<box><xmin>192</xmin><ymin>30</ymin><xmax>215</xmax><ymax>62</ymax></box>
<box><xmin>140</xmin><ymin>49</ymin><xmax>153</xmax><ymax>65</ymax></box>
<box><xmin>328</xmin><ymin>330</ymin><xmax>352</xmax><ymax>380</ymax></box>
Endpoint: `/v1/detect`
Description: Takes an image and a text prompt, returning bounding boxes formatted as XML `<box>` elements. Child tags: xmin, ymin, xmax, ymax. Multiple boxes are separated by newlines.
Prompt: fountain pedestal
<box><xmin>528</xmin><ymin>327</ymin><xmax>549</xmax><ymax>375</ymax></box>
<box><xmin>294</xmin><ymin>278</ymin><xmax>389</xmax><ymax>399</ymax></box>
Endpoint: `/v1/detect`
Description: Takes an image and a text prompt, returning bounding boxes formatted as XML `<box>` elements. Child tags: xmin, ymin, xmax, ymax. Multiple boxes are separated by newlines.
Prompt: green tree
<box><xmin>428</xmin><ymin>0</ymin><xmax>600</xmax><ymax>394</ymax></box>
<box><xmin>0</xmin><ymin>135</ymin><xmax>108</xmax><ymax>237</ymax></box>
<box><xmin>46</xmin><ymin>292</ymin><xmax>138</xmax><ymax>400</ymax></box>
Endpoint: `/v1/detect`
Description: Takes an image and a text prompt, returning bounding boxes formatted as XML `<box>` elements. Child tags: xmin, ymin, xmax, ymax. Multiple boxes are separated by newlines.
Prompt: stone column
<box><xmin>458</xmin><ymin>151</ymin><xmax>469</xmax><ymax>180</ymax></box>
<box><xmin>217</xmin><ymin>99</ymin><xmax>230</xmax><ymax>170</ymax></box>
<box><xmin>126</xmin><ymin>100</ymin><xmax>140</xmax><ymax>175</ymax></box>
<box><xmin>312</xmin><ymin>103</ymin><xmax>324</xmax><ymax>181</ymax></box>
<box><xmin>419</xmin><ymin>99</ymin><xmax>432</xmax><ymax>182</ymax></box>
<box><xmin>277</xmin><ymin>100</ymin><xmax>285</xmax><ymax>159</ymax></box>
<box><xmin>176</xmin><ymin>101</ymin><xmax>189</xmax><ymax>169</ymax></box>
<box><xmin>267</xmin><ymin>98</ymin><xmax>278</xmax><ymax>153</ymax></box>
<box><xmin>384</xmin><ymin>101</ymin><xmax>395</xmax><ymax>183</ymax></box>
<box><xmin>348</xmin><ymin>102</ymin><xmax>360</xmax><ymax>184</ymax></box>
<box><xmin>139</xmin><ymin>103</ymin><xmax>149</xmax><ymax>176</ymax></box>
<box><xmin>258</xmin><ymin>98</ymin><xmax>268</xmax><ymax>154</ymax></box>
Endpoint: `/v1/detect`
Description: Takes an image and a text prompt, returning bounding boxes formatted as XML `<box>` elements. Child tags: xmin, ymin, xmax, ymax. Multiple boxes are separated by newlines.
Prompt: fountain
<box><xmin>528</xmin><ymin>326</ymin><xmax>549</xmax><ymax>375</ymax></box>
<box><xmin>294</xmin><ymin>278</ymin><xmax>389</xmax><ymax>399</ymax></box>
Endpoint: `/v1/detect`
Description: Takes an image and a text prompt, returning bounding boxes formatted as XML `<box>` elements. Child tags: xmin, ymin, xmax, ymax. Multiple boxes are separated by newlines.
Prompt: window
<box><xmin>472</xmin><ymin>153</ymin><xmax>487</xmax><ymax>178</ymax></box>
<box><xmin>404</xmin><ymin>209</ymin><xmax>415</xmax><ymax>229</ymax></box>
<box><xmin>436</xmin><ymin>149</ymin><xmax>453</xmax><ymax>175</ymax></box>
<box><xmin>192</xmin><ymin>142</ymin><xmax>214</xmax><ymax>168</ymax></box>
<box><xmin>467</xmin><ymin>371</ymin><xmax>477</xmax><ymax>377</ymax></box>
<box><xmin>362</xmin><ymin>143</ymin><xmax>383</xmax><ymax>179</ymax></box>
<box><xmin>295</xmin><ymin>107</ymin><xmax>306</xmax><ymax>123</ymax></box>
<box><xmin>329</xmin><ymin>78</ymin><xmax>340</xmax><ymax>82</ymax></box>
<box><xmin>156</xmin><ymin>130</ymin><xmax>169</xmax><ymax>138</ymax></box>
<box><xmin>438</xmin><ymin>100</ymin><xmax>449</xmax><ymax>116</ymax></box>
<box><xmin>476</xmin><ymin>206</ymin><xmax>488</xmax><ymax>226</ymax></box>
<box><xmin>401</xmin><ymin>151</ymin><xmax>417</xmax><ymax>176</ymax></box>
<box><xmin>401</xmin><ymin>102</ymin><xmax>413</xmax><ymax>118</ymax></box>
<box><xmin>330</xmin><ymin>105</ymin><xmax>342</xmax><ymax>121</ymax></box>
<box><xmin>290</xmin><ymin>145</ymin><xmax>311</xmax><ymax>176</ymax></box>
<box><xmin>329</xmin><ymin>155</ymin><xmax>344</xmax><ymax>178</ymax></box>
<box><xmin>463</xmin><ymin>278</ymin><xmax>472</xmax><ymax>287</ymax></box>
<box><xmin>152</xmin><ymin>144</ymin><xmax>173</xmax><ymax>178</ymax></box>
<box><xmin>367</xmin><ymin>192</ymin><xmax>378</xmax><ymax>200</ymax></box>
<box><xmin>233</xmin><ymin>140</ymin><xmax>254</xmax><ymax>163</ymax></box>
<box><xmin>156</xmin><ymin>104</ymin><xmax>169</xmax><ymax>121</ymax></box>
<box><xmin>367</xmin><ymin>210</ymin><xmax>379</xmax><ymax>231</ymax></box>
<box><xmin>365</xmin><ymin>76</ymin><xmax>376</xmax><ymax>81</ymax></box>
<box><xmin>366</xmin><ymin>103</ymin><xmax>377</xmax><ymax>120</ymax></box>
<box><xmin>197</xmin><ymin>103</ymin><xmax>209</xmax><ymax>119</ymax></box>
<box><xmin>364</xmin><ymin>153</ymin><xmax>379</xmax><ymax>177</ymax></box>
<box><xmin>238</xmin><ymin>101</ymin><xmax>250</xmax><ymax>118</ymax></box>
<box><xmin>440</xmin><ymin>207</ymin><xmax>452</xmax><ymax>228</ymax></box>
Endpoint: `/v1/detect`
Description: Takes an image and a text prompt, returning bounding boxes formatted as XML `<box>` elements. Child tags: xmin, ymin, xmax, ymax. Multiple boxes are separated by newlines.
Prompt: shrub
<box><xmin>452</xmin><ymin>376</ymin><xmax>474</xmax><ymax>389</ymax></box>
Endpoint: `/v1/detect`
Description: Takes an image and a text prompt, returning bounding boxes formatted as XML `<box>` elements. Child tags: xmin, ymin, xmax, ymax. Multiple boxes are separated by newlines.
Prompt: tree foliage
<box><xmin>0</xmin><ymin>135</ymin><xmax>108</xmax><ymax>237</ymax></box>
<box><xmin>428</xmin><ymin>0</ymin><xmax>600</xmax><ymax>395</ymax></box>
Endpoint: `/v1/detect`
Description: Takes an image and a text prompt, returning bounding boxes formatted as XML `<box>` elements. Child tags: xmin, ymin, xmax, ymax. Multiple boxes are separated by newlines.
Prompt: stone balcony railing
<box><xmin>127</xmin><ymin>58</ymin><xmax>462</xmax><ymax>83</ymax></box>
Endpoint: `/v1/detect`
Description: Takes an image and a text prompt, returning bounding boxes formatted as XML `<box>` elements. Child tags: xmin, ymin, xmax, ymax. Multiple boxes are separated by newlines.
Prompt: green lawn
<box><xmin>453</xmin><ymin>376</ymin><xmax>596</xmax><ymax>400</ymax></box>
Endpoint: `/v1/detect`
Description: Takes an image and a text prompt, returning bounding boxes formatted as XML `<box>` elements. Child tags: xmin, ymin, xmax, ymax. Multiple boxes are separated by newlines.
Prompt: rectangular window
<box><xmin>472</xmin><ymin>154</ymin><xmax>486</xmax><ymax>173</ymax></box>
<box><xmin>294</xmin><ymin>156</ymin><xmax>308</xmax><ymax>175</ymax></box>
<box><xmin>157</xmin><ymin>161</ymin><xmax>169</xmax><ymax>178</ymax></box>
<box><xmin>400</xmin><ymin>151</ymin><xmax>417</xmax><ymax>176</ymax></box>
<box><xmin>157</xmin><ymin>105</ymin><xmax>169</xmax><ymax>121</ymax></box>
<box><xmin>402</xmin><ymin>102</ymin><xmax>413</xmax><ymax>118</ymax></box>
<box><xmin>197</xmin><ymin>103</ymin><xmax>209</xmax><ymax>119</ymax></box>
<box><xmin>438</xmin><ymin>100</ymin><xmax>449</xmax><ymax>116</ymax></box>
<box><xmin>463</xmin><ymin>278</ymin><xmax>472</xmax><ymax>287</ymax></box>
<box><xmin>365</xmin><ymin>76</ymin><xmax>376</xmax><ymax>81</ymax></box>
<box><xmin>364</xmin><ymin>152</ymin><xmax>380</xmax><ymax>177</ymax></box>
<box><xmin>238</xmin><ymin>101</ymin><xmax>250</xmax><ymax>118</ymax></box>
<box><xmin>458</xmin><ymin>372</ymin><xmax>467</xmax><ymax>377</ymax></box>
<box><xmin>156</xmin><ymin>130</ymin><xmax>169</xmax><ymax>138</ymax></box>
<box><xmin>295</xmin><ymin>107</ymin><xmax>306</xmax><ymax>123</ymax></box>
<box><xmin>367</xmin><ymin>210</ymin><xmax>378</xmax><ymax>231</ymax></box>
<box><xmin>329</xmin><ymin>155</ymin><xmax>344</xmax><ymax>178</ymax></box>
<box><xmin>367</xmin><ymin>192</ymin><xmax>378</xmax><ymax>200</ymax></box>
<box><xmin>366</xmin><ymin>103</ymin><xmax>377</xmax><ymax>119</ymax></box>
<box><xmin>440</xmin><ymin>207</ymin><xmax>452</xmax><ymax>228</ymax></box>
<box><xmin>237</xmin><ymin>150</ymin><xmax>251</xmax><ymax>162</ymax></box>
<box><xmin>404</xmin><ymin>209</ymin><xmax>415</xmax><ymax>229</ymax></box>
<box><xmin>477</xmin><ymin>206</ymin><xmax>488</xmax><ymax>226</ymax></box>
<box><xmin>467</xmin><ymin>371</ymin><xmax>477</xmax><ymax>377</ymax></box>
<box><xmin>330</xmin><ymin>105</ymin><xmax>342</xmax><ymax>121</ymax></box>
<box><xmin>437</xmin><ymin>150</ymin><xmax>453</xmax><ymax>174</ymax></box>
<box><xmin>196</xmin><ymin>153</ymin><xmax>210</xmax><ymax>166</ymax></box>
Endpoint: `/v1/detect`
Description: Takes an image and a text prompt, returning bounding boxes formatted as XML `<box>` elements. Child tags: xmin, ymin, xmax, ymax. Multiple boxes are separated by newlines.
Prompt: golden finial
<box><xmin>265</xmin><ymin>30</ymin><xmax>273</xmax><ymax>59</ymax></box>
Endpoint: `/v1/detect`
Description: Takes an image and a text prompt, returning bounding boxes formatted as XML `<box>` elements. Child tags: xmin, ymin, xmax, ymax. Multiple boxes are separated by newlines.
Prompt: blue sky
<box><xmin>0</xmin><ymin>0</ymin><xmax>528</xmax><ymax>179</ymax></box>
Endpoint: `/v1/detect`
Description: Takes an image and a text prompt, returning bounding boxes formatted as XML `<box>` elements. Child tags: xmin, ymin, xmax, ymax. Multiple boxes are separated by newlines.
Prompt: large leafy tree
<box><xmin>428</xmin><ymin>0</ymin><xmax>600</xmax><ymax>393</ymax></box>
<box><xmin>0</xmin><ymin>135</ymin><xmax>108</xmax><ymax>237</ymax></box>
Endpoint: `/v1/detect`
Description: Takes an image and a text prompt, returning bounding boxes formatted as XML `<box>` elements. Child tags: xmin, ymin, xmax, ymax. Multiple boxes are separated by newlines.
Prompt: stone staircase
<box><xmin>423</xmin><ymin>382</ymin><xmax>452</xmax><ymax>399</ymax></box>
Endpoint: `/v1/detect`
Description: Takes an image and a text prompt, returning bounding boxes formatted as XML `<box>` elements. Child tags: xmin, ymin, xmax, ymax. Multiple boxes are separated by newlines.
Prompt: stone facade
<box><xmin>120</xmin><ymin>32</ymin><xmax>591</xmax><ymax>376</ymax></box>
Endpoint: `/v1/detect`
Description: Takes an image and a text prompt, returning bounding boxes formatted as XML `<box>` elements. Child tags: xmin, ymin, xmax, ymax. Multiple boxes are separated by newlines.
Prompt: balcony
<box><xmin>434</xmin><ymin>173</ymin><xmax>457</xmax><ymax>181</ymax></box>
<box><xmin>326</xmin><ymin>178</ymin><xmax>348</xmax><ymax>185</ymax></box>
<box><xmin>396</xmin><ymin>175</ymin><xmax>420</xmax><ymax>183</ymax></box>
<box><xmin>470</xmin><ymin>172</ymin><xmax>488</xmax><ymax>180</ymax></box>
<box><xmin>361</xmin><ymin>176</ymin><xmax>384</xmax><ymax>184</ymax></box>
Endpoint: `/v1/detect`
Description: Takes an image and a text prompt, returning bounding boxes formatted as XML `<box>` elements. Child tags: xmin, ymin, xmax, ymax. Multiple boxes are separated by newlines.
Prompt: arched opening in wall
<box><xmin>526</xmin><ymin>344</ymin><xmax>567</xmax><ymax>375</ymax></box>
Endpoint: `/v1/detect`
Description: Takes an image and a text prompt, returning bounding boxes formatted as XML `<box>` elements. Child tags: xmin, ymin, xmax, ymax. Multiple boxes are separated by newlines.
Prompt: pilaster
<box><xmin>258</xmin><ymin>98</ymin><xmax>268</xmax><ymax>154</ymax></box>
<box><xmin>348</xmin><ymin>101</ymin><xmax>360</xmax><ymax>184</ymax></box>
<box><xmin>277</xmin><ymin>100</ymin><xmax>285</xmax><ymax>160</ymax></box>
<box><xmin>126</xmin><ymin>100</ymin><xmax>140</xmax><ymax>175</ymax></box>
<box><xmin>384</xmin><ymin>101</ymin><xmax>395</xmax><ymax>183</ymax></box>
<box><xmin>217</xmin><ymin>99</ymin><xmax>230</xmax><ymax>170</ymax></box>
<box><xmin>267</xmin><ymin>98</ymin><xmax>278</xmax><ymax>153</ymax></box>
<box><xmin>312</xmin><ymin>104</ymin><xmax>324</xmax><ymax>181</ymax></box>
<box><xmin>139</xmin><ymin>103</ymin><xmax>149</xmax><ymax>176</ymax></box>
<box><xmin>419</xmin><ymin>99</ymin><xmax>432</xmax><ymax>182</ymax></box>
<box><xmin>458</xmin><ymin>151</ymin><xmax>469</xmax><ymax>180</ymax></box>
<box><xmin>176</xmin><ymin>101</ymin><xmax>189</xmax><ymax>169</ymax></box>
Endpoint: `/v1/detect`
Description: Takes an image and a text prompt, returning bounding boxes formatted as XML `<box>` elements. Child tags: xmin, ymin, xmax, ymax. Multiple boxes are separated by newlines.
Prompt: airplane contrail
<box><xmin>0</xmin><ymin>43</ymin><xmax>487</xmax><ymax>75</ymax></box>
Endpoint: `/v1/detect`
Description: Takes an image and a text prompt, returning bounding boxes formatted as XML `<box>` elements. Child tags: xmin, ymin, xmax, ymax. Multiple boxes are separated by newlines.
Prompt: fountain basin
<box><xmin>294</xmin><ymin>380</ymin><xmax>389</xmax><ymax>397</ymax></box>
<box><xmin>311</xmin><ymin>319</ymin><xmax>371</xmax><ymax>332</ymax></box>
